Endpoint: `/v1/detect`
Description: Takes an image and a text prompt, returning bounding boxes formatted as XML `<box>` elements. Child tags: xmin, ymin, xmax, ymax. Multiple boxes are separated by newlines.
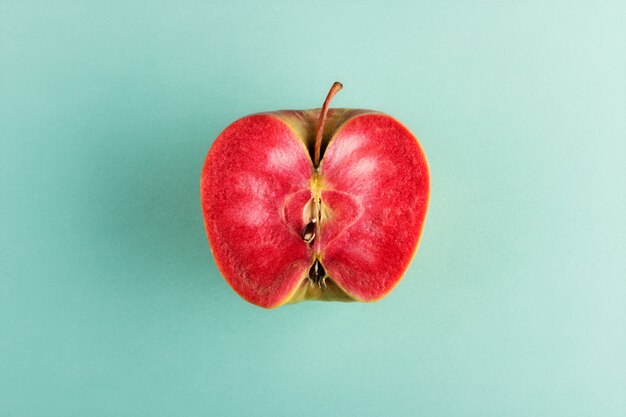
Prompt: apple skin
<box><xmin>201</xmin><ymin>93</ymin><xmax>429</xmax><ymax>308</ymax></box>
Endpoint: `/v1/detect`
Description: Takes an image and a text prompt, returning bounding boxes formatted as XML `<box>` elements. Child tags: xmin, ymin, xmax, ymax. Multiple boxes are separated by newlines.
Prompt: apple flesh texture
<box><xmin>201</xmin><ymin>109</ymin><xmax>429</xmax><ymax>308</ymax></box>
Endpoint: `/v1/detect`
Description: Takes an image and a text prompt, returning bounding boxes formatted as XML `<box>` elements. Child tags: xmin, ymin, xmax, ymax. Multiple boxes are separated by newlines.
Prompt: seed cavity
<box><xmin>307</xmin><ymin>259</ymin><xmax>327</xmax><ymax>288</ymax></box>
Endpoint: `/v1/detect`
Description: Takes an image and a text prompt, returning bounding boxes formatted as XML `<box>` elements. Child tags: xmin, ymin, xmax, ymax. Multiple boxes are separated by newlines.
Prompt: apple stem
<box><xmin>314</xmin><ymin>81</ymin><xmax>343</xmax><ymax>167</ymax></box>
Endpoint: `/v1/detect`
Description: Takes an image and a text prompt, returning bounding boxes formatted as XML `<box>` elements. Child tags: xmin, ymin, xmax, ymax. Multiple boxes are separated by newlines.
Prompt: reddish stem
<box><xmin>314</xmin><ymin>82</ymin><xmax>343</xmax><ymax>167</ymax></box>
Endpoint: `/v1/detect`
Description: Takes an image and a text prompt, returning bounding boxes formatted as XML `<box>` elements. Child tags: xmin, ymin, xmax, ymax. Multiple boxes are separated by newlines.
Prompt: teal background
<box><xmin>1</xmin><ymin>1</ymin><xmax>625</xmax><ymax>416</ymax></box>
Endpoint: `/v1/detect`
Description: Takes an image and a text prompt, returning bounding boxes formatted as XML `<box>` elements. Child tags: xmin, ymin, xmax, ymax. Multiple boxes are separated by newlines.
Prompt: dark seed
<box><xmin>317</xmin><ymin>198</ymin><xmax>322</xmax><ymax>221</ymax></box>
<box><xmin>301</xmin><ymin>220</ymin><xmax>316</xmax><ymax>244</ymax></box>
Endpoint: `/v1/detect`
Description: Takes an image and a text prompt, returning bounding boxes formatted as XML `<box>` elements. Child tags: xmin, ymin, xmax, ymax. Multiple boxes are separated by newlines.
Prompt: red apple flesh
<box><xmin>201</xmin><ymin>83</ymin><xmax>429</xmax><ymax>308</ymax></box>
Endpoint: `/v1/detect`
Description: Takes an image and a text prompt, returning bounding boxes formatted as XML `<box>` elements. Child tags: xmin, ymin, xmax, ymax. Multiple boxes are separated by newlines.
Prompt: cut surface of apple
<box><xmin>201</xmin><ymin>83</ymin><xmax>429</xmax><ymax>308</ymax></box>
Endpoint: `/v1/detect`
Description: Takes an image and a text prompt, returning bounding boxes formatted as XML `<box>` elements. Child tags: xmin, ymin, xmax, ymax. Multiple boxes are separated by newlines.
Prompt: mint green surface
<box><xmin>1</xmin><ymin>2</ymin><xmax>625</xmax><ymax>416</ymax></box>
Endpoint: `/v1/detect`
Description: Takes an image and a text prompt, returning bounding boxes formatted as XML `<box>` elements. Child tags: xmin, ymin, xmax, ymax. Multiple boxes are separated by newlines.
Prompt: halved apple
<box><xmin>201</xmin><ymin>83</ymin><xmax>429</xmax><ymax>308</ymax></box>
